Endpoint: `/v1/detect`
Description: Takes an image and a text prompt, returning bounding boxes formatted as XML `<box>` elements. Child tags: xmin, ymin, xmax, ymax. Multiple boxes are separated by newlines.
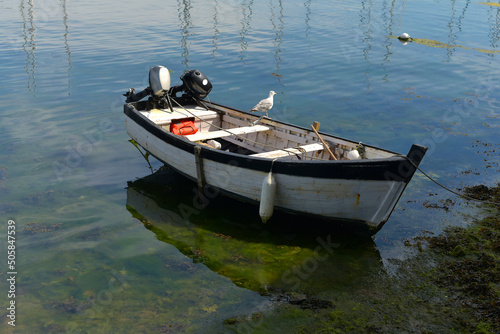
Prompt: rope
<box><xmin>169</xmin><ymin>98</ymin><xmax>329</xmax><ymax>161</ymax></box>
<box><xmin>153</xmin><ymin>99</ymin><xmax>499</xmax><ymax>205</ymax></box>
<box><xmin>270</xmin><ymin>158</ymin><xmax>278</xmax><ymax>172</ymax></box>
<box><xmin>397</xmin><ymin>154</ymin><xmax>500</xmax><ymax>206</ymax></box>
<box><xmin>294</xmin><ymin>146</ymin><xmax>307</xmax><ymax>160</ymax></box>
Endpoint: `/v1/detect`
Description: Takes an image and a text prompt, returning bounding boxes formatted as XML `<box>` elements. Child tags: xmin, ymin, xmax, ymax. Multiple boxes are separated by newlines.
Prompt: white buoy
<box><xmin>398</xmin><ymin>33</ymin><xmax>411</xmax><ymax>40</ymax></box>
<box><xmin>347</xmin><ymin>149</ymin><xmax>361</xmax><ymax>160</ymax></box>
<box><xmin>259</xmin><ymin>172</ymin><xmax>276</xmax><ymax>223</ymax></box>
<box><xmin>207</xmin><ymin>140</ymin><xmax>221</xmax><ymax>149</ymax></box>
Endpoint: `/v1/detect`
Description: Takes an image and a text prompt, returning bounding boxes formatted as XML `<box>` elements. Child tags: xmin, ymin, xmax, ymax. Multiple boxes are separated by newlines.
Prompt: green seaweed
<box><xmin>286</xmin><ymin>184</ymin><xmax>500</xmax><ymax>333</ymax></box>
<box><xmin>10</xmin><ymin>166</ymin><xmax>500</xmax><ymax>333</ymax></box>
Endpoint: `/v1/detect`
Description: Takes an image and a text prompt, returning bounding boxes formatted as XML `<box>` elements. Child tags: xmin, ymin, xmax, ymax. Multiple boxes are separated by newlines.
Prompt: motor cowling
<box><xmin>149</xmin><ymin>65</ymin><xmax>171</xmax><ymax>97</ymax></box>
<box><xmin>124</xmin><ymin>65</ymin><xmax>171</xmax><ymax>103</ymax></box>
<box><xmin>180</xmin><ymin>69</ymin><xmax>212</xmax><ymax>99</ymax></box>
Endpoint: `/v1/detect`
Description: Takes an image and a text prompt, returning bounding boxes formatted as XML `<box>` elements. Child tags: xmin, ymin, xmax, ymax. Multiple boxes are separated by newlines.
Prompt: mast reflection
<box><xmin>211</xmin><ymin>0</ymin><xmax>221</xmax><ymax>62</ymax></box>
<box><xmin>486</xmin><ymin>3</ymin><xmax>500</xmax><ymax>56</ymax></box>
<box><xmin>304</xmin><ymin>0</ymin><xmax>312</xmax><ymax>41</ymax></box>
<box><xmin>19</xmin><ymin>0</ymin><xmax>72</xmax><ymax>93</ymax></box>
<box><xmin>21</xmin><ymin>0</ymin><xmax>37</xmax><ymax>92</ymax></box>
<box><xmin>239</xmin><ymin>0</ymin><xmax>253</xmax><ymax>61</ymax></box>
<box><xmin>270</xmin><ymin>0</ymin><xmax>284</xmax><ymax>83</ymax></box>
<box><xmin>178</xmin><ymin>0</ymin><xmax>193</xmax><ymax>69</ymax></box>
<box><xmin>62</xmin><ymin>0</ymin><xmax>72</xmax><ymax>94</ymax></box>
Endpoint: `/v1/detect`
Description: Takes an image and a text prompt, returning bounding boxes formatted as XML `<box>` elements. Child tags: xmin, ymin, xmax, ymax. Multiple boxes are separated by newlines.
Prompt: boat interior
<box><xmin>135</xmin><ymin>102</ymin><xmax>397</xmax><ymax>161</ymax></box>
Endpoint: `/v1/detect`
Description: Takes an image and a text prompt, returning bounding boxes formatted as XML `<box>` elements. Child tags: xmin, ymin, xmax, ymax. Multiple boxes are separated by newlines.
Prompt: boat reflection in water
<box><xmin>126</xmin><ymin>167</ymin><xmax>382</xmax><ymax>297</ymax></box>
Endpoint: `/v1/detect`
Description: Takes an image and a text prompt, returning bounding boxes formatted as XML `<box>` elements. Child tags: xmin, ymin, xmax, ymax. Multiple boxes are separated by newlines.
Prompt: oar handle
<box><xmin>310</xmin><ymin>125</ymin><xmax>337</xmax><ymax>160</ymax></box>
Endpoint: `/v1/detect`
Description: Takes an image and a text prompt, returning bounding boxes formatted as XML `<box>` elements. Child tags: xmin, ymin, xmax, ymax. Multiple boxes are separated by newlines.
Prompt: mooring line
<box><xmin>398</xmin><ymin>155</ymin><xmax>500</xmax><ymax>206</ymax></box>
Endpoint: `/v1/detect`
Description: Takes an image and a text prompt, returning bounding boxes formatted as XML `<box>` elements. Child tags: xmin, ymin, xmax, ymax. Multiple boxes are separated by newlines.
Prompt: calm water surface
<box><xmin>1</xmin><ymin>0</ymin><xmax>499</xmax><ymax>332</ymax></box>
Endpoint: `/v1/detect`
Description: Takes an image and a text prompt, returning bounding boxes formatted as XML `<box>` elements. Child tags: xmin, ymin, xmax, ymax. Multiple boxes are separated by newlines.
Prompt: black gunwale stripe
<box><xmin>124</xmin><ymin>104</ymin><xmax>413</xmax><ymax>182</ymax></box>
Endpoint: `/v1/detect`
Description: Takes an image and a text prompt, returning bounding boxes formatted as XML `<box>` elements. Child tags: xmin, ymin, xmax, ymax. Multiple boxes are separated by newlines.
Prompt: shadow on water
<box><xmin>126</xmin><ymin>167</ymin><xmax>382</xmax><ymax>298</ymax></box>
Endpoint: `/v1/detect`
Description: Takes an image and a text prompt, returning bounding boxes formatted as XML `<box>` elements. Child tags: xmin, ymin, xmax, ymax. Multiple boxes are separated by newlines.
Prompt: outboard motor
<box><xmin>124</xmin><ymin>66</ymin><xmax>212</xmax><ymax>108</ymax></box>
<box><xmin>170</xmin><ymin>69</ymin><xmax>212</xmax><ymax>99</ymax></box>
<box><xmin>181</xmin><ymin>69</ymin><xmax>212</xmax><ymax>99</ymax></box>
<box><xmin>124</xmin><ymin>65</ymin><xmax>171</xmax><ymax>103</ymax></box>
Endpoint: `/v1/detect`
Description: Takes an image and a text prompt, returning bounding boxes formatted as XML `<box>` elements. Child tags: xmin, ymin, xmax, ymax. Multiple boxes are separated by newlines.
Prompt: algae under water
<box><xmin>284</xmin><ymin>185</ymin><xmax>500</xmax><ymax>334</ymax></box>
<box><xmin>123</xmin><ymin>155</ymin><xmax>500</xmax><ymax>333</ymax></box>
<box><xmin>402</xmin><ymin>185</ymin><xmax>500</xmax><ymax>333</ymax></box>
<box><xmin>126</xmin><ymin>167</ymin><xmax>382</xmax><ymax>297</ymax></box>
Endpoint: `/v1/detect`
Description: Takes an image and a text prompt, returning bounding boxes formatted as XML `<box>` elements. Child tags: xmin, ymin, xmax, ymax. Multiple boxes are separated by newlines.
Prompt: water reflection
<box><xmin>177</xmin><ymin>0</ymin><xmax>193</xmax><ymax>69</ymax></box>
<box><xmin>270</xmin><ymin>0</ymin><xmax>284</xmax><ymax>83</ymax></box>
<box><xmin>19</xmin><ymin>0</ymin><xmax>72</xmax><ymax>93</ymax></box>
<box><xmin>20</xmin><ymin>0</ymin><xmax>37</xmax><ymax>92</ymax></box>
<box><xmin>126</xmin><ymin>168</ymin><xmax>382</xmax><ymax>296</ymax></box>
<box><xmin>359</xmin><ymin>0</ymin><xmax>374</xmax><ymax>66</ymax></box>
<box><xmin>211</xmin><ymin>0</ymin><xmax>221</xmax><ymax>62</ymax></box>
<box><xmin>61</xmin><ymin>0</ymin><xmax>72</xmax><ymax>94</ymax></box>
<box><xmin>304</xmin><ymin>0</ymin><xmax>312</xmax><ymax>40</ymax></box>
<box><xmin>487</xmin><ymin>3</ymin><xmax>500</xmax><ymax>54</ymax></box>
<box><xmin>177</xmin><ymin>0</ymin><xmax>286</xmax><ymax>79</ymax></box>
<box><xmin>380</xmin><ymin>0</ymin><xmax>403</xmax><ymax>81</ymax></box>
<box><xmin>239</xmin><ymin>0</ymin><xmax>253</xmax><ymax>61</ymax></box>
<box><xmin>444</xmin><ymin>0</ymin><xmax>472</xmax><ymax>61</ymax></box>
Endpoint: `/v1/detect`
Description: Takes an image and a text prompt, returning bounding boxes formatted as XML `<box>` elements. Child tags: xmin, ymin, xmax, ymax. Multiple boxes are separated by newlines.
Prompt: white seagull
<box><xmin>251</xmin><ymin>90</ymin><xmax>276</xmax><ymax>117</ymax></box>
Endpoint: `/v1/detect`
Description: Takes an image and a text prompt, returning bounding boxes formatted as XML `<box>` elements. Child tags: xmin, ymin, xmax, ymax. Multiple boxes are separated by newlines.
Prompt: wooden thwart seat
<box><xmin>250</xmin><ymin>143</ymin><xmax>324</xmax><ymax>159</ymax></box>
<box><xmin>185</xmin><ymin>125</ymin><xmax>270</xmax><ymax>142</ymax></box>
<box><xmin>142</xmin><ymin>107</ymin><xmax>218</xmax><ymax>126</ymax></box>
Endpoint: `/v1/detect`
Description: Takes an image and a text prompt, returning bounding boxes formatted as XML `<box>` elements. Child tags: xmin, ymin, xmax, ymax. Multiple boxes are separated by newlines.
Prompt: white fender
<box><xmin>259</xmin><ymin>172</ymin><xmax>276</xmax><ymax>223</ymax></box>
<box><xmin>347</xmin><ymin>149</ymin><xmax>360</xmax><ymax>160</ymax></box>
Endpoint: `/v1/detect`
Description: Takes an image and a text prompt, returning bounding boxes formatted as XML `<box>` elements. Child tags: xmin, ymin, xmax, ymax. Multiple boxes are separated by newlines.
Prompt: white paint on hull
<box><xmin>126</xmin><ymin>117</ymin><xmax>407</xmax><ymax>229</ymax></box>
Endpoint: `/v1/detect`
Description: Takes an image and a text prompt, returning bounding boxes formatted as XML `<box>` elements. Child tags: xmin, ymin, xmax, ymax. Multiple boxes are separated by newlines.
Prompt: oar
<box><xmin>310</xmin><ymin>123</ymin><xmax>337</xmax><ymax>160</ymax></box>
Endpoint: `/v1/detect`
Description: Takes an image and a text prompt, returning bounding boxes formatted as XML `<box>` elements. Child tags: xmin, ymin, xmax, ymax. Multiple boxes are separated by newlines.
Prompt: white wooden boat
<box><xmin>124</xmin><ymin>66</ymin><xmax>427</xmax><ymax>235</ymax></box>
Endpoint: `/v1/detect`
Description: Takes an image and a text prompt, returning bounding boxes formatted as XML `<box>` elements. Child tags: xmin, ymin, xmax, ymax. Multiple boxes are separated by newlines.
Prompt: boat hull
<box><xmin>124</xmin><ymin>102</ymin><xmax>426</xmax><ymax>235</ymax></box>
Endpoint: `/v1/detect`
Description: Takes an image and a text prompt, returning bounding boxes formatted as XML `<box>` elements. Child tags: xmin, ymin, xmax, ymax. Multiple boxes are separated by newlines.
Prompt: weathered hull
<box><xmin>124</xmin><ymin>102</ymin><xmax>426</xmax><ymax>235</ymax></box>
